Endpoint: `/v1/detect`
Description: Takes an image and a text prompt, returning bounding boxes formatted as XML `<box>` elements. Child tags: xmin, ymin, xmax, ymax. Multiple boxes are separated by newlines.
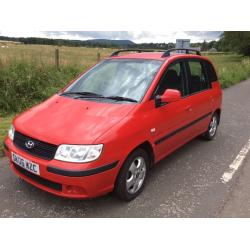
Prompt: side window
<box><xmin>187</xmin><ymin>61</ymin><xmax>209</xmax><ymax>95</ymax></box>
<box><xmin>154</xmin><ymin>62</ymin><xmax>186</xmax><ymax>97</ymax></box>
<box><xmin>204</xmin><ymin>61</ymin><xmax>218</xmax><ymax>83</ymax></box>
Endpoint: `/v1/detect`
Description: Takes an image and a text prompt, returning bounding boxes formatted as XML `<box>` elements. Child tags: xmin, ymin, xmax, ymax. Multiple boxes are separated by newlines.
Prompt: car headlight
<box><xmin>8</xmin><ymin>125</ymin><xmax>15</xmax><ymax>141</ymax></box>
<box><xmin>54</xmin><ymin>144</ymin><xmax>103</xmax><ymax>163</ymax></box>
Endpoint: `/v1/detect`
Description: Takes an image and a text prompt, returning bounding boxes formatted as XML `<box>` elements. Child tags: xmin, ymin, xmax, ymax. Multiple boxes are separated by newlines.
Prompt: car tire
<box><xmin>201</xmin><ymin>112</ymin><xmax>219</xmax><ymax>140</ymax></box>
<box><xmin>114</xmin><ymin>148</ymin><xmax>149</xmax><ymax>201</ymax></box>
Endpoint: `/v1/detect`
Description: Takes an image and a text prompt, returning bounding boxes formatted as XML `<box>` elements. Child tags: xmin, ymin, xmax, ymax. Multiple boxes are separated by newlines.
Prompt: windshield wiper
<box><xmin>60</xmin><ymin>91</ymin><xmax>103</xmax><ymax>97</ymax></box>
<box><xmin>104</xmin><ymin>96</ymin><xmax>138</xmax><ymax>103</ymax></box>
<box><xmin>60</xmin><ymin>92</ymin><xmax>137</xmax><ymax>103</ymax></box>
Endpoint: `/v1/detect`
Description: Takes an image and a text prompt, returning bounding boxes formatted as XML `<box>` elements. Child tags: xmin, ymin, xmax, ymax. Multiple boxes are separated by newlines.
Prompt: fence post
<box><xmin>97</xmin><ymin>52</ymin><xmax>100</xmax><ymax>62</ymax></box>
<box><xmin>55</xmin><ymin>48</ymin><xmax>59</xmax><ymax>69</ymax></box>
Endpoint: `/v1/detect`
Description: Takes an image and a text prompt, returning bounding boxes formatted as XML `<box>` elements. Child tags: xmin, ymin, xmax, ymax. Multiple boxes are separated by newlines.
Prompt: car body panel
<box><xmin>13</xmin><ymin>94</ymin><xmax>136</xmax><ymax>145</ymax></box>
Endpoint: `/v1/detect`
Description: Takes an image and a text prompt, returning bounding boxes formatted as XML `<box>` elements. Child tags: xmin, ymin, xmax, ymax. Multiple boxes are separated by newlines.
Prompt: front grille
<box><xmin>13</xmin><ymin>163</ymin><xmax>62</xmax><ymax>192</ymax></box>
<box><xmin>13</xmin><ymin>131</ymin><xmax>58</xmax><ymax>160</ymax></box>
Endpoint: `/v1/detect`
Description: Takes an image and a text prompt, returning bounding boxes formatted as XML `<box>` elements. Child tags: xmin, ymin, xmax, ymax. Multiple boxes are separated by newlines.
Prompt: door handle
<box><xmin>185</xmin><ymin>105</ymin><xmax>192</xmax><ymax>112</ymax></box>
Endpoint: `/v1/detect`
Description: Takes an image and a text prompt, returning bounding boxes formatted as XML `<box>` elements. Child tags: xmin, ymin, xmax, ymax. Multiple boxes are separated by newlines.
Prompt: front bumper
<box><xmin>3</xmin><ymin>138</ymin><xmax>120</xmax><ymax>199</ymax></box>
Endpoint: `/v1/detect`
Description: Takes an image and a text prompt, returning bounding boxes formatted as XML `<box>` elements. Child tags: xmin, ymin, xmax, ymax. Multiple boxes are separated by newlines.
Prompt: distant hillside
<box><xmin>0</xmin><ymin>36</ymin><xmax>135</xmax><ymax>48</ymax></box>
<box><xmin>0</xmin><ymin>35</ymin><xmax>173</xmax><ymax>49</ymax></box>
<box><xmin>0</xmin><ymin>35</ymin><xmax>220</xmax><ymax>51</ymax></box>
<box><xmin>86</xmin><ymin>39</ymin><xmax>135</xmax><ymax>46</ymax></box>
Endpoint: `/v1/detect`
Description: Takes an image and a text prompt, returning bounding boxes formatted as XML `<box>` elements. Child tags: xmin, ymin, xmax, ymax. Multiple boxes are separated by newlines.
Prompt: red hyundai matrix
<box><xmin>4</xmin><ymin>49</ymin><xmax>222</xmax><ymax>201</ymax></box>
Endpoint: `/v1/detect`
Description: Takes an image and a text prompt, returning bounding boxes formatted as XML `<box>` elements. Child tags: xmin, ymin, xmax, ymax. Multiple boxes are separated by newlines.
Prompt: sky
<box><xmin>0</xmin><ymin>31</ymin><xmax>222</xmax><ymax>43</ymax></box>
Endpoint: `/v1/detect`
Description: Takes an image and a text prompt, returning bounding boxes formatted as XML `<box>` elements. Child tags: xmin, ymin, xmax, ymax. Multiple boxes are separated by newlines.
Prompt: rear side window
<box><xmin>204</xmin><ymin>61</ymin><xmax>218</xmax><ymax>82</ymax></box>
<box><xmin>187</xmin><ymin>61</ymin><xmax>209</xmax><ymax>95</ymax></box>
<box><xmin>154</xmin><ymin>62</ymin><xmax>186</xmax><ymax>97</ymax></box>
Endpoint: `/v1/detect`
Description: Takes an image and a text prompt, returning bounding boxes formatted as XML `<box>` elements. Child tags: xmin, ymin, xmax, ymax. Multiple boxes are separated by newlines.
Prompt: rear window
<box><xmin>204</xmin><ymin>61</ymin><xmax>218</xmax><ymax>82</ymax></box>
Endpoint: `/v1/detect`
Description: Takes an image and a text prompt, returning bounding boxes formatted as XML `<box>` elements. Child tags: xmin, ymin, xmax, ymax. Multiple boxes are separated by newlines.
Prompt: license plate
<box><xmin>11</xmin><ymin>152</ymin><xmax>40</xmax><ymax>175</ymax></box>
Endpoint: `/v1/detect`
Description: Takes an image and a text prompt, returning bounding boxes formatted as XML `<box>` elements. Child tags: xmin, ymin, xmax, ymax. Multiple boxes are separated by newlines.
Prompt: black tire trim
<box><xmin>155</xmin><ymin>112</ymin><xmax>212</xmax><ymax>145</ymax></box>
<box><xmin>47</xmin><ymin>161</ymin><xmax>119</xmax><ymax>177</ymax></box>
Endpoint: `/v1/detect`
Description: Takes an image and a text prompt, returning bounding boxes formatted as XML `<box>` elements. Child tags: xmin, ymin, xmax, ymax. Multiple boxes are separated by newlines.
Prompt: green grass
<box><xmin>0</xmin><ymin>62</ymin><xmax>83</xmax><ymax>116</ymax></box>
<box><xmin>0</xmin><ymin>44</ymin><xmax>114</xmax><ymax>117</ymax></box>
<box><xmin>205</xmin><ymin>53</ymin><xmax>250</xmax><ymax>88</ymax></box>
<box><xmin>1</xmin><ymin>45</ymin><xmax>250</xmax><ymax>154</ymax></box>
<box><xmin>0</xmin><ymin>44</ymin><xmax>113</xmax><ymax>68</ymax></box>
<box><xmin>0</xmin><ymin>116</ymin><xmax>14</xmax><ymax>156</ymax></box>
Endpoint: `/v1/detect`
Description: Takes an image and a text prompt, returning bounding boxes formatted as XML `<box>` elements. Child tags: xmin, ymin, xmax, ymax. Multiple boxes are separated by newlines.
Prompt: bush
<box><xmin>220</xmin><ymin>32</ymin><xmax>250</xmax><ymax>56</ymax></box>
<box><xmin>218</xmin><ymin>58</ymin><xmax>250</xmax><ymax>88</ymax></box>
<box><xmin>0</xmin><ymin>61</ymin><xmax>83</xmax><ymax>116</ymax></box>
<box><xmin>1</xmin><ymin>54</ymin><xmax>250</xmax><ymax>117</ymax></box>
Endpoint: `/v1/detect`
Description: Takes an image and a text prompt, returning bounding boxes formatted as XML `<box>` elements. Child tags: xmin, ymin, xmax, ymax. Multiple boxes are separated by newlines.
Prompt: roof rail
<box><xmin>110</xmin><ymin>49</ymin><xmax>165</xmax><ymax>57</ymax></box>
<box><xmin>161</xmin><ymin>48</ymin><xmax>201</xmax><ymax>57</ymax></box>
<box><xmin>110</xmin><ymin>48</ymin><xmax>201</xmax><ymax>58</ymax></box>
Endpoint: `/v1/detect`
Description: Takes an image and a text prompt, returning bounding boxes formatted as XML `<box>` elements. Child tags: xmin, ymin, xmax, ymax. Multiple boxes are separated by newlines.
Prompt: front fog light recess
<box><xmin>54</xmin><ymin>144</ymin><xmax>103</xmax><ymax>163</ymax></box>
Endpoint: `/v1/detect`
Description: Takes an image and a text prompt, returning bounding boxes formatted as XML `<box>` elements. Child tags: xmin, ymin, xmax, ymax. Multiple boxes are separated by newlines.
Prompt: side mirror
<box><xmin>155</xmin><ymin>89</ymin><xmax>181</xmax><ymax>108</ymax></box>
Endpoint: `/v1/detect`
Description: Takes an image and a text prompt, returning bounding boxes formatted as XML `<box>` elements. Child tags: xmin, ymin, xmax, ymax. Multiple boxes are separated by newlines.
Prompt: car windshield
<box><xmin>65</xmin><ymin>59</ymin><xmax>163</xmax><ymax>102</ymax></box>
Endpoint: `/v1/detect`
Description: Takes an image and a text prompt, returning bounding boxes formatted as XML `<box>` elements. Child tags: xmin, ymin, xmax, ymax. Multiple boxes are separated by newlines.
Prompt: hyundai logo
<box><xmin>25</xmin><ymin>140</ymin><xmax>35</xmax><ymax>149</ymax></box>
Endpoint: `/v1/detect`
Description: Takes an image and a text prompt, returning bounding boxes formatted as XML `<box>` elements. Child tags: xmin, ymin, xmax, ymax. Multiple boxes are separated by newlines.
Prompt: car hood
<box><xmin>14</xmin><ymin>95</ymin><xmax>136</xmax><ymax>145</ymax></box>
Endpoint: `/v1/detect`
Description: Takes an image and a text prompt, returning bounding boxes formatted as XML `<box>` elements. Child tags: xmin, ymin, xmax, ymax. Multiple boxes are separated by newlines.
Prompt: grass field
<box><xmin>1</xmin><ymin>44</ymin><xmax>250</xmax><ymax>154</ymax></box>
<box><xmin>203</xmin><ymin>53</ymin><xmax>250</xmax><ymax>88</ymax></box>
<box><xmin>0</xmin><ymin>115</ymin><xmax>14</xmax><ymax>155</ymax></box>
<box><xmin>0</xmin><ymin>43</ymin><xmax>114</xmax><ymax>68</ymax></box>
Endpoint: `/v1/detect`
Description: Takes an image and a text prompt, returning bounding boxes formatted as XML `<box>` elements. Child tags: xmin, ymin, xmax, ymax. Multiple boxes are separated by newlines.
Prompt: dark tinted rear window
<box><xmin>204</xmin><ymin>61</ymin><xmax>218</xmax><ymax>82</ymax></box>
<box><xmin>187</xmin><ymin>61</ymin><xmax>209</xmax><ymax>94</ymax></box>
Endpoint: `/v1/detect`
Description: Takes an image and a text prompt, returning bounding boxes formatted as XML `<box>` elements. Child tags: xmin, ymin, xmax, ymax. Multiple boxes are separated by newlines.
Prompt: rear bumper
<box><xmin>4</xmin><ymin>138</ymin><xmax>120</xmax><ymax>199</ymax></box>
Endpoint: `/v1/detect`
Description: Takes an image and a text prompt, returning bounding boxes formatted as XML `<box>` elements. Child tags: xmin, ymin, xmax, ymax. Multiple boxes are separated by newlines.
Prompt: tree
<box><xmin>220</xmin><ymin>32</ymin><xmax>250</xmax><ymax>56</ymax></box>
<box><xmin>201</xmin><ymin>40</ymin><xmax>208</xmax><ymax>51</ymax></box>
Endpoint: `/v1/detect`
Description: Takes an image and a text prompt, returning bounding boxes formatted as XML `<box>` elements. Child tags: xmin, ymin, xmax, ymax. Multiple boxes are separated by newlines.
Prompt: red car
<box><xmin>3</xmin><ymin>49</ymin><xmax>222</xmax><ymax>201</ymax></box>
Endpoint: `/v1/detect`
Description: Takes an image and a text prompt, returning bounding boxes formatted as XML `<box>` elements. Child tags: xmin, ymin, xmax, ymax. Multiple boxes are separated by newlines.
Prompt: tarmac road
<box><xmin>1</xmin><ymin>78</ymin><xmax>250</xmax><ymax>217</ymax></box>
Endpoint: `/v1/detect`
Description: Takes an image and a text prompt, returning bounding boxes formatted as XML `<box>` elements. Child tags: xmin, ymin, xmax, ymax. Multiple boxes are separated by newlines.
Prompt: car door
<box><xmin>148</xmin><ymin>60</ymin><xmax>194</xmax><ymax>161</ymax></box>
<box><xmin>184</xmin><ymin>59</ymin><xmax>214</xmax><ymax>136</ymax></box>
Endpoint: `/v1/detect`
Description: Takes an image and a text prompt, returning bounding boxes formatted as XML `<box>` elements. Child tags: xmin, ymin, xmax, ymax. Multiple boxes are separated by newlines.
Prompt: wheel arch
<box><xmin>137</xmin><ymin>141</ymin><xmax>155</xmax><ymax>168</ymax></box>
<box><xmin>120</xmin><ymin>140</ymin><xmax>155</xmax><ymax>170</ymax></box>
<box><xmin>214</xmin><ymin>108</ymin><xmax>221</xmax><ymax>124</ymax></box>
<box><xmin>113</xmin><ymin>140</ymin><xmax>155</xmax><ymax>200</ymax></box>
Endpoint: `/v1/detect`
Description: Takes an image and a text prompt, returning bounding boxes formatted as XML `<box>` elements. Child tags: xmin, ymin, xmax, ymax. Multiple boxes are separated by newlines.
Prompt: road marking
<box><xmin>221</xmin><ymin>139</ymin><xmax>250</xmax><ymax>183</ymax></box>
